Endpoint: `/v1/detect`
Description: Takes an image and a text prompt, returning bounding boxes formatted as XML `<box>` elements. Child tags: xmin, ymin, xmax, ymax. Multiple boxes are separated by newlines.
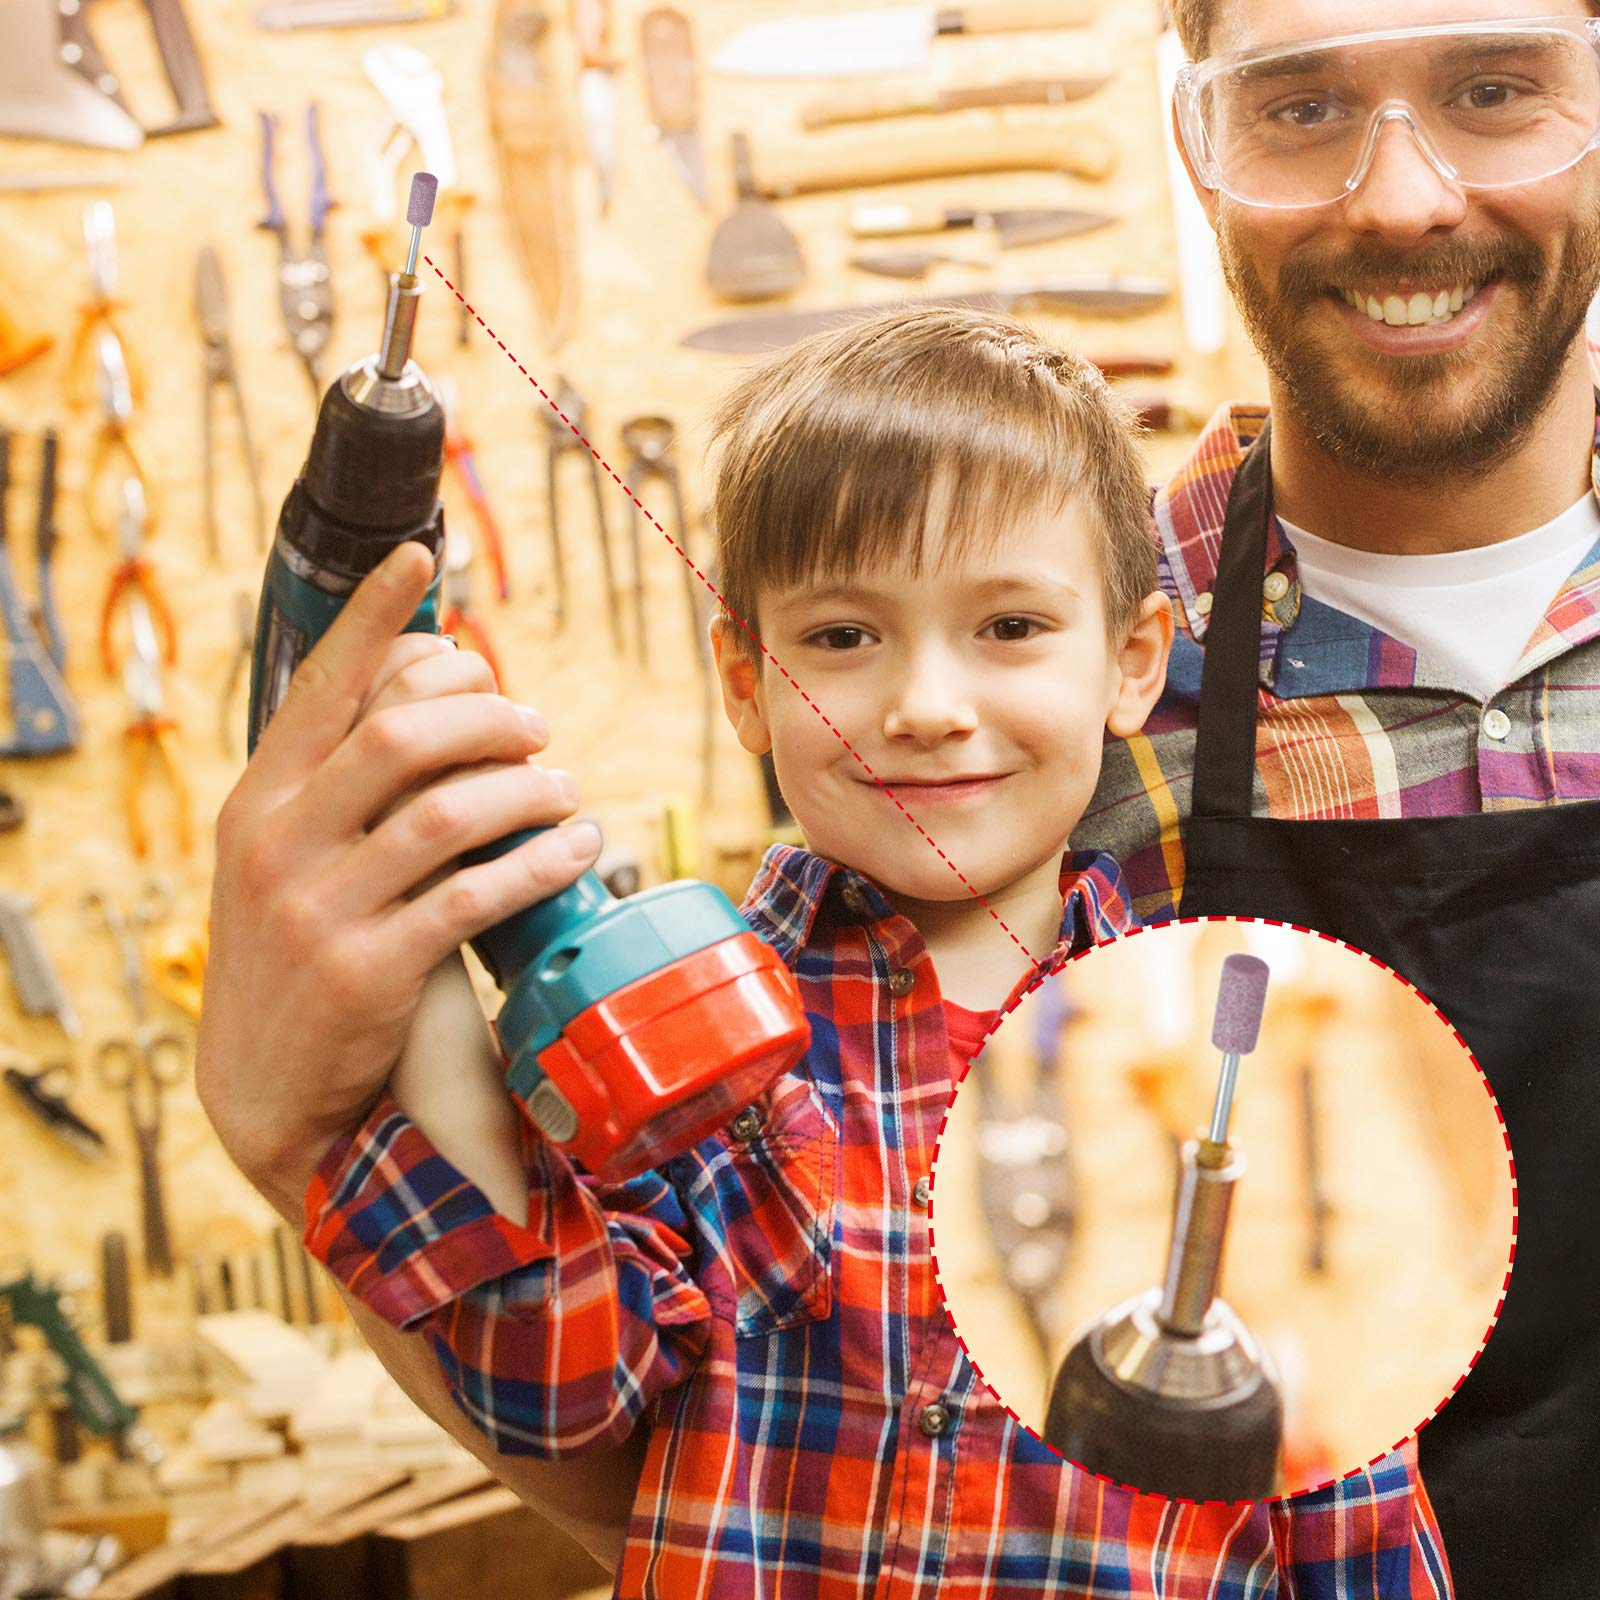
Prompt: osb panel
<box><xmin>0</xmin><ymin>0</ymin><xmax>1267</xmax><ymax>1337</ymax></box>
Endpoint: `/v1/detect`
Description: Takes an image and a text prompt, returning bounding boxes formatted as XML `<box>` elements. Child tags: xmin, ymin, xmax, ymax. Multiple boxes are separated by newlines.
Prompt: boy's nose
<box><xmin>882</xmin><ymin>661</ymin><xmax>979</xmax><ymax>745</ymax></box>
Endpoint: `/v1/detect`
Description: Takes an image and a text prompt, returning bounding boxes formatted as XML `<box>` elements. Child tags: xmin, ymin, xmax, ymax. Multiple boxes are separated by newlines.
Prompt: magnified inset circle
<box><xmin>929</xmin><ymin>918</ymin><xmax>1516</xmax><ymax>1503</ymax></box>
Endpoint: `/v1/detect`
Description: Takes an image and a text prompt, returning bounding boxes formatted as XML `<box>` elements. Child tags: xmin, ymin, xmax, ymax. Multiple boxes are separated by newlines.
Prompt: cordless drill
<box><xmin>1043</xmin><ymin>955</ymin><xmax>1283</xmax><ymax>1501</ymax></box>
<box><xmin>248</xmin><ymin>173</ymin><xmax>809</xmax><ymax>1181</ymax></box>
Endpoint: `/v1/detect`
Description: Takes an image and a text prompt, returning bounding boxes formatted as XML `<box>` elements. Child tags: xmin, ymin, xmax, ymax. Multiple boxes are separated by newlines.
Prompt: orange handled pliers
<box><xmin>100</xmin><ymin>480</ymin><xmax>177</xmax><ymax>676</ymax></box>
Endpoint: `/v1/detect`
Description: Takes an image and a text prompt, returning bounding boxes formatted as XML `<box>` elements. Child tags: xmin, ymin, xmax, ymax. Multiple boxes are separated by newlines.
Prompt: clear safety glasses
<box><xmin>1175</xmin><ymin>15</ymin><xmax>1600</xmax><ymax>209</ymax></box>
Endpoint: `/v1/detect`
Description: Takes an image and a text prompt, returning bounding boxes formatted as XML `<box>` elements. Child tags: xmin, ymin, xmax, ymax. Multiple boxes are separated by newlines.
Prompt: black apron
<box><xmin>1180</xmin><ymin>419</ymin><xmax>1600</xmax><ymax>1597</ymax></box>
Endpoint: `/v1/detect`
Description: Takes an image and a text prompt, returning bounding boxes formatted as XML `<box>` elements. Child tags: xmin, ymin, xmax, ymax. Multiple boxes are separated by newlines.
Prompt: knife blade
<box><xmin>801</xmin><ymin>74</ymin><xmax>1110</xmax><ymax>128</ymax></box>
<box><xmin>850</xmin><ymin>203</ymin><xmax>1116</xmax><ymax>248</ymax></box>
<box><xmin>641</xmin><ymin>7</ymin><xmax>708</xmax><ymax>208</ymax></box>
<box><xmin>573</xmin><ymin>0</ymin><xmax>618</xmax><ymax>214</ymax></box>
<box><xmin>712</xmin><ymin>0</ymin><xmax>1099</xmax><ymax>79</ymax></box>
<box><xmin>682</xmin><ymin>279</ymin><xmax>1169</xmax><ymax>353</ymax></box>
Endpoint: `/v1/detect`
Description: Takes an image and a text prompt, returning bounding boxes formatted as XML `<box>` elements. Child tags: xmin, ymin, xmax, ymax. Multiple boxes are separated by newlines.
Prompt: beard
<box><xmin>1214</xmin><ymin>206</ymin><xmax>1600</xmax><ymax>487</ymax></box>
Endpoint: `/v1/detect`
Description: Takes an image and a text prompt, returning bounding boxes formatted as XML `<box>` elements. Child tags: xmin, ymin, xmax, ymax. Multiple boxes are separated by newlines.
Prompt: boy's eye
<box><xmin>807</xmin><ymin>625</ymin><xmax>873</xmax><ymax>650</ymax></box>
<box><xmin>984</xmin><ymin>616</ymin><xmax>1045</xmax><ymax>642</ymax></box>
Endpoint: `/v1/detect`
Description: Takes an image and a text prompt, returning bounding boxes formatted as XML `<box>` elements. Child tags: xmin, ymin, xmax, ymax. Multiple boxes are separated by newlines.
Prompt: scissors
<box><xmin>96</xmin><ymin>1032</ymin><xmax>186</xmax><ymax>1277</ymax></box>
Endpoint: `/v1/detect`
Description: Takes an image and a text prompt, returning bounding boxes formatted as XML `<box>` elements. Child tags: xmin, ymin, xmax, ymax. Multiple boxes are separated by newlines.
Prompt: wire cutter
<box><xmin>100</xmin><ymin>479</ymin><xmax>177</xmax><ymax>677</ymax></box>
<box><xmin>542</xmin><ymin>378</ymin><xmax>622</xmax><ymax>649</ymax></box>
<box><xmin>257</xmin><ymin>103</ymin><xmax>337</xmax><ymax>402</ymax></box>
<box><xmin>120</xmin><ymin>589</ymin><xmax>193</xmax><ymax>859</ymax></box>
<box><xmin>65</xmin><ymin>201</ymin><xmax>144</xmax><ymax>413</ymax></box>
<box><xmin>196</xmin><ymin>245</ymin><xmax>267</xmax><ymax>562</ymax></box>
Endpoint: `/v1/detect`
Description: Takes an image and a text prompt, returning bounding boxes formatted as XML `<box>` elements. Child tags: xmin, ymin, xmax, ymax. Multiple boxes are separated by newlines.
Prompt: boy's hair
<box><xmin>1168</xmin><ymin>1</ymin><xmax>1600</xmax><ymax>61</ymax></box>
<box><xmin>708</xmin><ymin>306</ymin><xmax>1156</xmax><ymax>656</ymax></box>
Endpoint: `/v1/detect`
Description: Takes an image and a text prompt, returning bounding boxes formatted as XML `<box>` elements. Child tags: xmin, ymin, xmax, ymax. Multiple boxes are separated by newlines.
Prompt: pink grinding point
<box><xmin>407</xmin><ymin>172</ymin><xmax>438</xmax><ymax>227</ymax></box>
<box><xmin>1212</xmin><ymin>954</ymin><xmax>1270</xmax><ymax>1056</ymax></box>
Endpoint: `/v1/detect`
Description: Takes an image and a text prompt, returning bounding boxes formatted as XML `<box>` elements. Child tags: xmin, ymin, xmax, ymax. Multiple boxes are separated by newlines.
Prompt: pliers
<box><xmin>86</xmin><ymin>330</ymin><xmax>158</xmax><ymax>547</ymax></box>
<box><xmin>196</xmin><ymin>245</ymin><xmax>267</xmax><ymax>562</ymax></box>
<box><xmin>65</xmin><ymin>201</ymin><xmax>144</xmax><ymax>414</ymax></box>
<box><xmin>100</xmin><ymin>479</ymin><xmax>177</xmax><ymax>677</ymax></box>
<box><xmin>543</xmin><ymin>379</ymin><xmax>622</xmax><ymax>649</ymax></box>
<box><xmin>121</xmin><ymin>589</ymin><xmax>193</xmax><ymax>859</ymax></box>
<box><xmin>258</xmin><ymin>103</ymin><xmax>337</xmax><ymax>402</ymax></box>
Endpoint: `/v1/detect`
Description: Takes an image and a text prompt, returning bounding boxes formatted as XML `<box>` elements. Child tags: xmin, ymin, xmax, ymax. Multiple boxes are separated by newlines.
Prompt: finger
<box><xmin>360</xmin><ymin>645</ymin><xmax>507</xmax><ymax>723</ymax></box>
<box><xmin>358</xmin><ymin>633</ymin><xmax>461</xmax><ymax>718</ymax></box>
<box><xmin>248</xmin><ymin>541</ymin><xmax>437</xmax><ymax>789</ymax></box>
<box><xmin>291</xmin><ymin>691</ymin><xmax>547</xmax><ymax>842</ymax></box>
<box><xmin>329</xmin><ymin>760</ymin><xmax>585</xmax><ymax>917</ymax></box>
<box><xmin>386</xmin><ymin>819</ymin><xmax>605</xmax><ymax>957</ymax></box>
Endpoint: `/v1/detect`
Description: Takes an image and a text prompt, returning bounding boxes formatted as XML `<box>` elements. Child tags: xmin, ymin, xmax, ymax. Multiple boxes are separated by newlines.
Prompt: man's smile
<box><xmin>1324</xmin><ymin>278</ymin><xmax>1499</xmax><ymax>355</ymax></box>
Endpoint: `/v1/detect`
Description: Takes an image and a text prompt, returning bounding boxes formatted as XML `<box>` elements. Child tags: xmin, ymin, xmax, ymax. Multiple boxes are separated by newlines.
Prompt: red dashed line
<box><xmin>424</xmin><ymin>256</ymin><xmax>1039</xmax><ymax>964</ymax></box>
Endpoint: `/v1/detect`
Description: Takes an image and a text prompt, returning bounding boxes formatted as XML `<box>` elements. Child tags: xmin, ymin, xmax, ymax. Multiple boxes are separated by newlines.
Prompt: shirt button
<box><xmin>918</xmin><ymin>1403</ymin><xmax>951</xmax><ymax>1438</ymax></box>
<box><xmin>729</xmin><ymin>1107</ymin><xmax>764</xmax><ymax>1141</ymax></box>
<box><xmin>840</xmin><ymin>882</ymin><xmax>870</xmax><ymax>916</ymax></box>
<box><xmin>1482</xmin><ymin>708</ymin><xmax>1512</xmax><ymax>741</ymax></box>
<box><xmin>912</xmin><ymin>1176</ymin><xmax>931</xmax><ymax>1206</ymax></box>
<box><xmin>1194</xmin><ymin>590</ymin><xmax>1214</xmax><ymax>617</ymax></box>
<box><xmin>888</xmin><ymin>967</ymin><xmax>916</xmax><ymax>998</ymax></box>
<box><xmin>1263</xmin><ymin>571</ymin><xmax>1290</xmax><ymax>603</ymax></box>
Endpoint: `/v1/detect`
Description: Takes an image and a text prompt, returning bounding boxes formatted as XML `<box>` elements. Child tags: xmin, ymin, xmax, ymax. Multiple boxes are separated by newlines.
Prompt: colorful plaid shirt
<box><xmin>306</xmin><ymin>842</ymin><xmax>1450</xmax><ymax>1599</ymax></box>
<box><xmin>1077</xmin><ymin>403</ymin><xmax>1600</xmax><ymax>922</ymax></box>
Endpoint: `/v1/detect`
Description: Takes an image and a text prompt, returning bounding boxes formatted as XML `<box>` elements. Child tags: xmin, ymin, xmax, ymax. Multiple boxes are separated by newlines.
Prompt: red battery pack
<box><xmin>535</xmin><ymin>931</ymin><xmax>810</xmax><ymax>1181</ymax></box>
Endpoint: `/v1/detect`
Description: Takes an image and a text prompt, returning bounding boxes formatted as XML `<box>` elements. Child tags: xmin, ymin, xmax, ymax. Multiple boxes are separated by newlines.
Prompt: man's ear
<box><xmin>1172</xmin><ymin>96</ymin><xmax>1220</xmax><ymax>230</ymax></box>
<box><xmin>710</xmin><ymin>616</ymin><xmax>773</xmax><ymax>755</ymax></box>
<box><xmin>1105</xmin><ymin>592</ymin><xmax>1174</xmax><ymax>738</ymax></box>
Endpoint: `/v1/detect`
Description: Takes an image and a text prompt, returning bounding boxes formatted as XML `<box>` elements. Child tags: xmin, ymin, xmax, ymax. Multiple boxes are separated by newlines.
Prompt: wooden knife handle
<box><xmin>939</xmin><ymin>0</ymin><xmax>1098</xmax><ymax>34</ymax></box>
<box><xmin>750</xmin><ymin>123</ymin><xmax>1116</xmax><ymax>196</ymax></box>
<box><xmin>641</xmin><ymin>7</ymin><xmax>698</xmax><ymax>133</ymax></box>
<box><xmin>801</xmin><ymin>85</ymin><xmax>942</xmax><ymax>129</ymax></box>
<box><xmin>851</xmin><ymin>201</ymin><xmax>958</xmax><ymax>236</ymax></box>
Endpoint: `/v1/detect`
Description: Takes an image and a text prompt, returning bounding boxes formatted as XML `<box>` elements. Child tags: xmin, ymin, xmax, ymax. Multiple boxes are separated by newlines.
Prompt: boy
<box><xmin>303</xmin><ymin>309</ymin><xmax>1445</xmax><ymax>1596</ymax></box>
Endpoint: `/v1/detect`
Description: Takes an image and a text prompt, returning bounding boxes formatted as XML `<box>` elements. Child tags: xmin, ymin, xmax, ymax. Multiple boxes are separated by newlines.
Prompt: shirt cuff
<box><xmin>303</xmin><ymin>1090</ymin><xmax>553</xmax><ymax>1330</ymax></box>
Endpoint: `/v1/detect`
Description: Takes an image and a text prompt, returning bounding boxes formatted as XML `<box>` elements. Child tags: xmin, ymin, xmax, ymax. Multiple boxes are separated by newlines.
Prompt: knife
<box><xmin>712</xmin><ymin>0</ymin><xmax>1099</xmax><ymax>79</ymax></box>
<box><xmin>641</xmin><ymin>7</ymin><xmax>708</xmax><ymax>208</ymax></box>
<box><xmin>801</xmin><ymin>74</ymin><xmax>1110</xmax><ymax>128</ymax></box>
<box><xmin>573</xmin><ymin>0</ymin><xmax>618</xmax><ymax>215</ymax></box>
<box><xmin>682</xmin><ymin>279</ymin><xmax>1170</xmax><ymax>353</ymax></box>
<box><xmin>746</xmin><ymin>122</ymin><xmax>1116</xmax><ymax>197</ymax></box>
<box><xmin>850</xmin><ymin>202</ymin><xmax>1115</xmax><ymax>248</ymax></box>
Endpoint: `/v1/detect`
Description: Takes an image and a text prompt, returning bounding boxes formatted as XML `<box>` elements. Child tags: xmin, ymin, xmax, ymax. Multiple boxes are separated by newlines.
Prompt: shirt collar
<box><xmin>740</xmin><ymin>843</ymin><xmax>1137</xmax><ymax>967</ymax></box>
<box><xmin>1155</xmin><ymin>400</ymin><xmax>1600</xmax><ymax>691</ymax></box>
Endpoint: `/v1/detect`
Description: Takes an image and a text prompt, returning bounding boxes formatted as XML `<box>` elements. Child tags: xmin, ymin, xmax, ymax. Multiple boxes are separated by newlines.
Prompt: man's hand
<box><xmin>197</xmin><ymin>542</ymin><xmax>603</xmax><ymax>1220</ymax></box>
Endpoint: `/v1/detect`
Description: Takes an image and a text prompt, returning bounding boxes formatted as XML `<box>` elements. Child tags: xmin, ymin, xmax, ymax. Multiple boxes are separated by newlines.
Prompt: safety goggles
<box><xmin>1175</xmin><ymin>16</ymin><xmax>1600</xmax><ymax>209</ymax></box>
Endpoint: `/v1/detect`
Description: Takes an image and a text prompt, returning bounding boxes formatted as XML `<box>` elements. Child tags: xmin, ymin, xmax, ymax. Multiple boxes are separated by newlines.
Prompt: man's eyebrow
<box><xmin>1229</xmin><ymin>51</ymin><xmax>1330</xmax><ymax>89</ymax></box>
<box><xmin>1228</xmin><ymin>32</ymin><xmax>1557</xmax><ymax>89</ymax></box>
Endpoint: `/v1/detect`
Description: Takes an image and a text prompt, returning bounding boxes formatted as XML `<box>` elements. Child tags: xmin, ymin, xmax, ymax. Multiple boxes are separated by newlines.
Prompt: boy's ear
<box><xmin>1105</xmin><ymin>592</ymin><xmax>1174</xmax><ymax>739</ymax></box>
<box><xmin>710</xmin><ymin>617</ymin><xmax>774</xmax><ymax>755</ymax></box>
<box><xmin>1172</xmin><ymin>96</ymin><xmax>1220</xmax><ymax>230</ymax></box>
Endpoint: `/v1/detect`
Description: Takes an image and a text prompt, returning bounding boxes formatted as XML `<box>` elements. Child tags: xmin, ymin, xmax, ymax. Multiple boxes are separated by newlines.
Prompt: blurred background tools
<box><xmin>67</xmin><ymin>202</ymin><xmax>143</xmax><ymax>416</ymax></box>
<box><xmin>572</xmin><ymin>0</ymin><xmax>619</xmax><ymax>215</ymax></box>
<box><xmin>640</xmin><ymin>6</ymin><xmax>707</xmax><ymax>208</ymax></box>
<box><xmin>257</xmin><ymin>103</ymin><xmax>338</xmax><ymax>401</ymax></box>
<box><xmin>0</xmin><ymin>889</ymin><xmax>81</xmax><ymax>1038</ymax></box>
<box><xmin>195</xmin><ymin>246</ymin><xmax>267</xmax><ymax>564</ymax></box>
<box><xmin>3</xmin><ymin>1057</ymin><xmax>108</xmax><ymax>1163</ymax></box>
<box><xmin>1043</xmin><ymin>954</ymin><xmax>1283</xmax><ymax>1500</ymax></box>
<box><xmin>801</xmin><ymin>73</ymin><xmax>1110</xmax><ymax>129</ymax></box>
<box><xmin>57</xmin><ymin>0</ymin><xmax>219</xmax><ymax>139</ymax></box>
<box><xmin>542</xmin><ymin>378</ymin><xmax>620</xmax><ymax>646</ymax></box>
<box><xmin>0</xmin><ymin>427</ymin><xmax>79</xmax><ymax>760</ymax></box>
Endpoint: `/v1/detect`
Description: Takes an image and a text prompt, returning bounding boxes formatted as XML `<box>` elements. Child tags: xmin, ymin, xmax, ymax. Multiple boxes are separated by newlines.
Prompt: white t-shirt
<box><xmin>1280</xmin><ymin>495</ymin><xmax>1600</xmax><ymax>703</ymax></box>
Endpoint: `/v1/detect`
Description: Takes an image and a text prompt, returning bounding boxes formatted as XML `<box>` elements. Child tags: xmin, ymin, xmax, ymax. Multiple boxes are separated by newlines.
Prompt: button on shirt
<box><xmin>305</xmin><ymin>842</ymin><xmax>1449</xmax><ymax>1599</ymax></box>
<box><xmin>1079</xmin><ymin>403</ymin><xmax>1600</xmax><ymax>922</ymax></box>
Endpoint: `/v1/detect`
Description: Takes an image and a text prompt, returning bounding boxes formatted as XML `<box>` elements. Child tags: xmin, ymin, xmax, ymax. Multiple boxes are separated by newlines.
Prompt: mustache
<box><xmin>1278</xmin><ymin>239</ymin><xmax>1547</xmax><ymax>305</ymax></box>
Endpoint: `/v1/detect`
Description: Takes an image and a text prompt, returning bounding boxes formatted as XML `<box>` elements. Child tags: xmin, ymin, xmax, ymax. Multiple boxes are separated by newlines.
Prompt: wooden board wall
<box><xmin>0</xmin><ymin>0</ymin><xmax>1267</xmax><ymax>1341</ymax></box>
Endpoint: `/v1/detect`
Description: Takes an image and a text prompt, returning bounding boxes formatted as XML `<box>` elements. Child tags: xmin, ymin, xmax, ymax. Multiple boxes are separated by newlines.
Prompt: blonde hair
<box><xmin>708</xmin><ymin>305</ymin><xmax>1156</xmax><ymax>654</ymax></box>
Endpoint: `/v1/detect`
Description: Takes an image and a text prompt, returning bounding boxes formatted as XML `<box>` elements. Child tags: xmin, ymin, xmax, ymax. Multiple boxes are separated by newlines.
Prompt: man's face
<box><xmin>1198</xmin><ymin>0</ymin><xmax>1600</xmax><ymax>483</ymax></box>
<box><xmin>717</xmin><ymin>502</ymin><xmax>1155</xmax><ymax>918</ymax></box>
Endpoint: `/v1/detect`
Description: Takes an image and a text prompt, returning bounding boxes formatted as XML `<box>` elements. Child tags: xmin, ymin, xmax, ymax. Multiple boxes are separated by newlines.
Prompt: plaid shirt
<box><xmin>306</xmin><ymin>842</ymin><xmax>1450</xmax><ymax>1598</ymax></box>
<box><xmin>1078</xmin><ymin>403</ymin><xmax>1600</xmax><ymax>922</ymax></box>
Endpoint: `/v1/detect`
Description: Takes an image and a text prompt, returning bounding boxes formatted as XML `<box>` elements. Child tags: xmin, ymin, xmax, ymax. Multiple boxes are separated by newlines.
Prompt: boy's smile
<box><xmin>714</xmin><ymin>497</ymin><xmax>1169</xmax><ymax>958</ymax></box>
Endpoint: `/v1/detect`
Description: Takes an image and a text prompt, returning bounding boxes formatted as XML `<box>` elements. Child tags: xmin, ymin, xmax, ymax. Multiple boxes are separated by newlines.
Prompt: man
<box><xmin>1078</xmin><ymin>2</ymin><xmax>1600</xmax><ymax>1594</ymax></box>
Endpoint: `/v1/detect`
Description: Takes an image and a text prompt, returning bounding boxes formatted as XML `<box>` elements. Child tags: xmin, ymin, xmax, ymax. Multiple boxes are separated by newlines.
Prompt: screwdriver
<box><xmin>1042</xmin><ymin>954</ymin><xmax>1283</xmax><ymax>1500</ymax></box>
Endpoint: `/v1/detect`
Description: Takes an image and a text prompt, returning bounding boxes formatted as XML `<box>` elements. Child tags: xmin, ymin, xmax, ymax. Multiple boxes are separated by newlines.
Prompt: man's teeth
<box><xmin>1339</xmin><ymin>283</ymin><xmax>1479</xmax><ymax>327</ymax></box>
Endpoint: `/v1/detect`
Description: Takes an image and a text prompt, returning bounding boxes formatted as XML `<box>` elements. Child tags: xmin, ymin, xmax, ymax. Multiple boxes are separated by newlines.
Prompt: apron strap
<box><xmin>1191</xmin><ymin>416</ymin><xmax>1275</xmax><ymax>821</ymax></box>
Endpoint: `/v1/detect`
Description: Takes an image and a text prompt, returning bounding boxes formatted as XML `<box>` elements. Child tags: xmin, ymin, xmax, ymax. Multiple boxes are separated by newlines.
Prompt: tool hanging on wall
<box><xmin>86</xmin><ymin>330</ymin><xmax>159</xmax><ymax>545</ymax></box>
<box><xmin>120</xmin><ymin>587</ymin><xmax>194</xmax><ymax>858</ymax></box>
<box><xmin>257</xmin><ymin>0</ymin><xmax>455</xmax><ymax>25</ymax></box>
<box><xmin>850</xmin><ymin>249</ymin><xmax>986</xmax><ymax>282</ymax></box>
<box><xmin>488</xmin><ymin>1</ymin><xmax>579</xmax><ymax>347</ymax></box>
<box><xmin>257</xmin><ymin>103</ymin><xmax>338</xmax><ymax>402</ymax></box>
<box><xmin>706</xmin><ymin>133</ymin><xmax>807</xmax><ymax>303</ymax></box>
<box><xmin>0</xmin><ymin>890</ymin><xmax>81</xmax><ymax>1038</ymax></box>
<box><xmin>849</xmin><ymin>201</ymin><xmax>1116</xmax><ymax>248</ymax></box>
<box><xmin>683</xmin><ymin>280</ymin><xmax>1171</xmax><ymax>353</ymax></box>
<box><xmin>640</xmin><ymin>7</ymin><xmax>707</xmax><ymax>208</ymax></box>
<box><xmin>711</xmin><ymin>0</ymin><xmax>1100</xmax><ymax>78</ymax></box>
<box><xmin>196</xmin><ymin>246</ymin><xmax>268</xmax><ymax>564</ymax></box>
<box><xmin>573</xmin><ymin>0</ymin><xmax>618</xmax><ymax>214</ymax></box>
<box><xmin>1043</xmin><ymin>954</ymin><xmax>1283</xmax><ymax>1501</ymax></box>
<box><xmin>148</xmin><ymin>925</ymin><xmax>208</xmax><ymax>1021</ymax></box>
<box><xmin>440</xmin><ymin>535</ymin><xmax>505</xmax><ymax>691</ymax></box>
<box><xmin>219</xmin><ymin>591</ymin><xmax>255</xmax><ymax>759</ymax></box>
<box><xmin>3</xmin><ymin>1059</ymin><xmax>108</xmax><ymax>1163</ymax></box>
<box><xmin>57</xmin><ymin>0</ymin><xmax>220</xmax><ymax>138</ymax></box>
<box><xmin>0</xmin><ymin>429</ymin><xmax>80</xmax><ymax>759</ymax></box>
<box><xmin>800</xmin><ymin>73</ymin><xmax>1112</xmax><ymax>129</ymax></box>
<box><xmin>542</xmin><ymin>378</ymin><xmax>622</xmax><ymax>649</ymax></box>
<box><xmin>0</xmin><ymin>3</ymin><xmax>141</xmax><ymax>148</ymax></box>
<box><xmin>99</xmin><ymin>480</ymin><xmax>176</xmax><ymax>676</ymax></box>
<box><xmin>439</xmin><ymin>377</ymin><xmax>509</xmax><ymax>600</ymax></box>
<box><xmin>0</xmin><ymin>296</ymin><xmax>52</xmax><ymax>377</ymax></box>
<box><xmin>66</xmin><ymin>202</ymin><xmax>144</xmax><ymax>413</ymax></box>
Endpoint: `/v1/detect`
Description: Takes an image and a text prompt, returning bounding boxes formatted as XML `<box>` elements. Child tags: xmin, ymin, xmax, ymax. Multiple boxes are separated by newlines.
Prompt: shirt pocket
<box><xmin>694</xmin><ymin>1069</ymin><xmax>839</xmax><ymax>1339</ymax></box>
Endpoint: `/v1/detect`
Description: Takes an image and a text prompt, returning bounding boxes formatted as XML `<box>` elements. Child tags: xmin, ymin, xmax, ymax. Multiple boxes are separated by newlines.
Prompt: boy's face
<box><xmin>713</xmin><ymin>498</ymin><xmax>1170</xmax><ymax>916</ymax></box>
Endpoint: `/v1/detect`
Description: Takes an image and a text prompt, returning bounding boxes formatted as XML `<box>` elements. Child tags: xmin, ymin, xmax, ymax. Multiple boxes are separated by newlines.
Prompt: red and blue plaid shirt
<box><xmin>1078</xmin><ymin>403</ymin><xmax>1600</xmax><ymax>921</ymax></box>
<box><xmin>306</xmin><ymin>843</ymin><xmax>1450</xmax><ymax>1599</ymax></box>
